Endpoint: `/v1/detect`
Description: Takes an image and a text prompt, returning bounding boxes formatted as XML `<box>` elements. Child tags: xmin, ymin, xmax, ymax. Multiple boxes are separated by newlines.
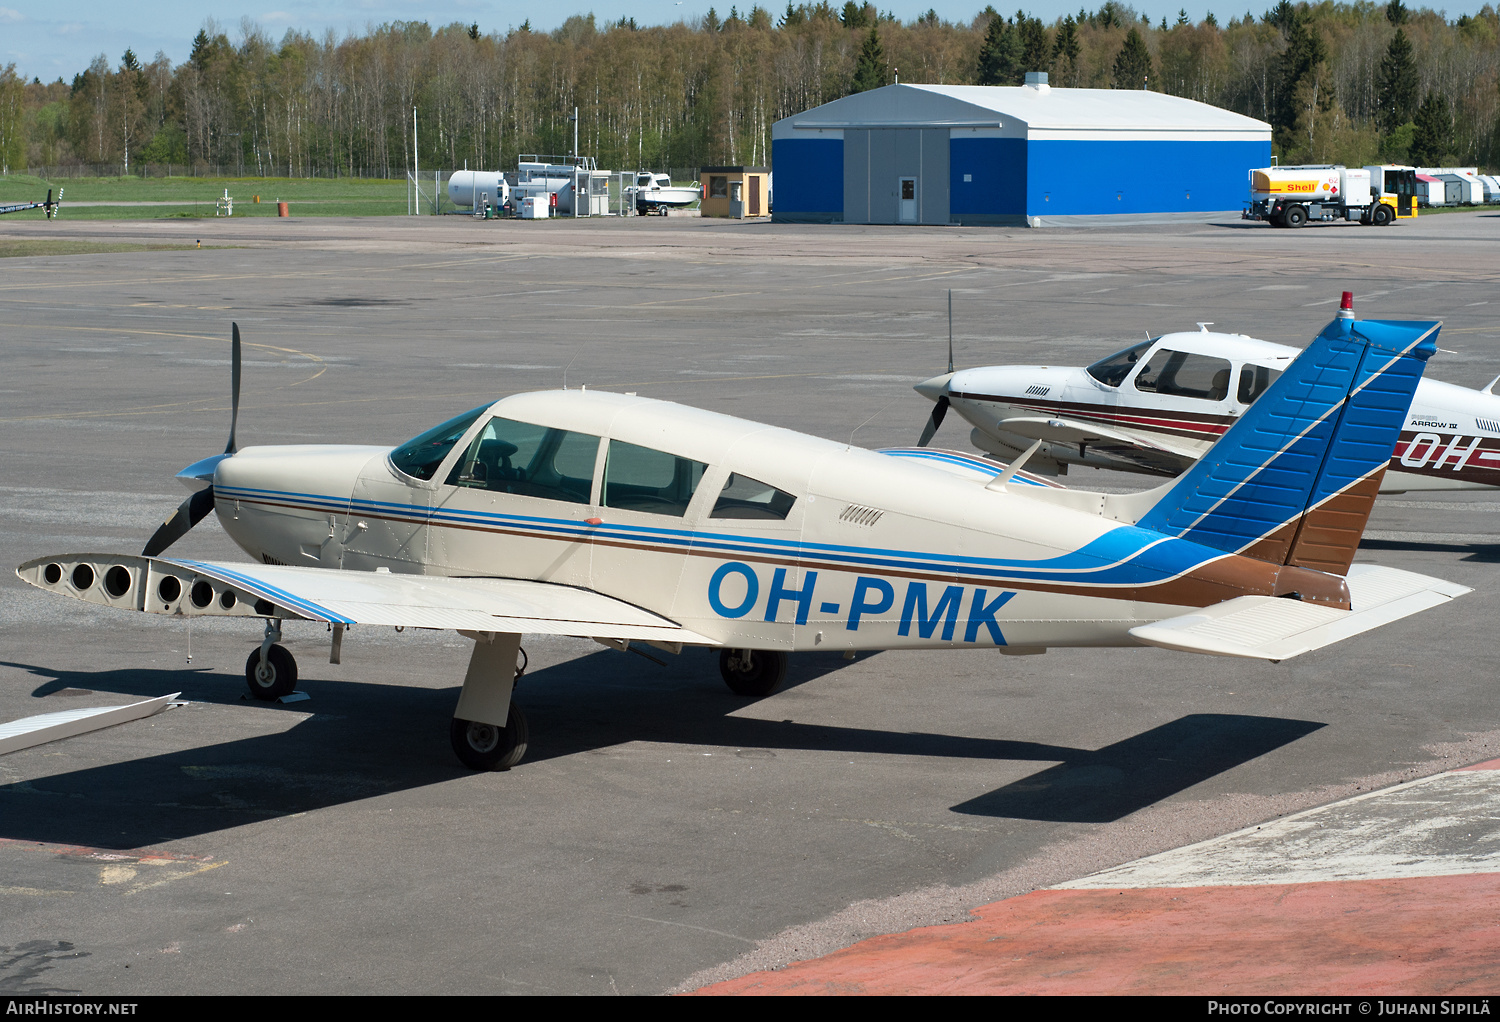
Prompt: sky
<box><xmin>0</xmin><ymin>1</ymin><xmax>1486</xmax><ymax>84</ymax></box>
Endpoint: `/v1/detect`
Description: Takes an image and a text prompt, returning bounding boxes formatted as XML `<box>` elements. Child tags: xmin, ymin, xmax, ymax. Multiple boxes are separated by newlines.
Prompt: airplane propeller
<box><xmin>141</xmin><ymin>324</ymin><xmax>242</xmax><ymax>558</ymax></box>
<box><xmin>915</xmin><ymin>291</ymin><xmax>957</xmax><ymax>448</ymax></box>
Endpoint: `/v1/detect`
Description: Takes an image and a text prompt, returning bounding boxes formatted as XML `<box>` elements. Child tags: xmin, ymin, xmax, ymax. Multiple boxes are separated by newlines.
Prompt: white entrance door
<box><xmin>899</xmin><ymin>177</ymin><xmax>917</xmax><ymax>223</ymax></box>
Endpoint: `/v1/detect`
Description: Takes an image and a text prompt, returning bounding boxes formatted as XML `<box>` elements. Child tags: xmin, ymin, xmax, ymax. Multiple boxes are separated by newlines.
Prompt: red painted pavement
<box><xmin>690</xmin><ymin>873</ymin><xmax>1500</xmax><ymax>995</ymax></box>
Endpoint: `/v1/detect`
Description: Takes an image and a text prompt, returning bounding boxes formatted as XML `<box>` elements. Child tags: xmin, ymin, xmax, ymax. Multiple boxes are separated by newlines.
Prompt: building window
<box><xmin>709</xmin><ymin>176</ymin><xmax>729</xmax><ymax>198</ymax></box>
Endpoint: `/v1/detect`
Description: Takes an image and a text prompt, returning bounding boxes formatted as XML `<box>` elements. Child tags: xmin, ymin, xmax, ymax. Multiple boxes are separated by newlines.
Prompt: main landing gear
<box><xmin>719</xmin><ymin>648</ymin><xmax>788</xmax><ymax>697</ymax></box>
<box><xmin>450</xmin><ymin>705</ymin><xmax>529</xmax><ymax>771</ymax></box>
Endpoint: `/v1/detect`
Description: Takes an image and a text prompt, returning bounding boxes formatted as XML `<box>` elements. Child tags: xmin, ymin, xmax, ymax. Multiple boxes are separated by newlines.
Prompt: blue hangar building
<box><xmin>771</xmin><ymin>79</ymin><xmax>1271</xmax><ymax>226</ymax></box>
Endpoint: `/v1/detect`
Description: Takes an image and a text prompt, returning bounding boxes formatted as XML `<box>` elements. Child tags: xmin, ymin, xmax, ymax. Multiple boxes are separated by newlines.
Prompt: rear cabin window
<box><xmin>1237</xmin><ymin>365</ymin><xmax>1283</xmax><ymax>405</ymax></box>
<box><xmin>445</xmin><ymin>416</ymin><xmax>601</xmax><ymax>505</ymax></box>
<box><xmin>1132</xmin><ymin>349</ymin><xmax>1232</xmax><ymax>401</ymax></box>
<box><xmin>710</xmin><ymin>473</ymin><xmax>797</xmax><ymax>520</ymax></box>
<box><xmin>601</xmin><ymin>440</ymin><xmax>707</xmax><ymax>517</ymax></box>
<box><xmin>1085</xmin><ymin>340</ymin><xmax>1153</xmax><ymax>387</ymax></box>
<box><xmin>390</xmin><ymin>405</ymin><xmax>489</xmax><ymax>481</ymax></box>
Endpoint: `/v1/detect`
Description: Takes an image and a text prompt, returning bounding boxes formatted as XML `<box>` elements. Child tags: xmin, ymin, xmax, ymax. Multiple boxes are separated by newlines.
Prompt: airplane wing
<box><xmin>995</xmin><ymin>415</ymin><xmax>1204</xmax><ymax>460</ymax></box>
<box><xmin>1128</xmin><ymin>564</ymin><xmax>1470</xmax><ymax>661</ymax></box>
<box><xmin>17</xmin><ymin>554</ymin><xmax>714</xmax><ymax>645</ymax></box>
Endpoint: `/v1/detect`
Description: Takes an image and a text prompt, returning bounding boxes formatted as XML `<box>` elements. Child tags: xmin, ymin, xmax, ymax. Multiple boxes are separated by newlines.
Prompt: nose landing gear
<box><xmin>245</xmin><ymin>618</ymin><xmax>298</xmax><ymax>700</ymax></box>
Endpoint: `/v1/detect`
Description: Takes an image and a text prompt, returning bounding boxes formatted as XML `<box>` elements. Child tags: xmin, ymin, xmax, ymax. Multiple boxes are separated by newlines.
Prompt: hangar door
<box><xmin>843</xmin><ymin>128</ymin><xmax>950</xmax><ymax>225</ymax></box>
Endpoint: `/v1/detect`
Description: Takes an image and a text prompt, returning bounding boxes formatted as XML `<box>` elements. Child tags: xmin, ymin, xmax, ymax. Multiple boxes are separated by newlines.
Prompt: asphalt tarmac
<box><xmin>1</xmin><ymin>210</ymin><xmax>1497</xmax><ymax>995</ymax></box>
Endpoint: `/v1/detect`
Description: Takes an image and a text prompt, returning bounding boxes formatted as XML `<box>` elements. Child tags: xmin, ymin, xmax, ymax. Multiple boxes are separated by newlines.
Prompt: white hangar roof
<box><xmin>772</xmin><ymin>83</ymin><xmax>1270</xmax><ymax>142</ymax></box>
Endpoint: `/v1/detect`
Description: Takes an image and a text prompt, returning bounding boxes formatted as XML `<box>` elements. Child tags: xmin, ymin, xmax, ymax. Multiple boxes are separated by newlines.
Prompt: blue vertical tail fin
<box><xmin>1134</xmin><ymin>308</ymin><xmax>1440</xmax><ymax>574</ymax></box>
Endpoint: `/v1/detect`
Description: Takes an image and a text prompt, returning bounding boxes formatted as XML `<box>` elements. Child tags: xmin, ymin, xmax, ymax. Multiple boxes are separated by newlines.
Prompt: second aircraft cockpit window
<box><xmin>446</xmin><ymin>416</ymin><xmax>600</xmax><ymax>505</ymax></box>
<box><xmin>1085</xmin><ymin>340</ymin><xmax>1154</xmax><ymax>388</ymax></box>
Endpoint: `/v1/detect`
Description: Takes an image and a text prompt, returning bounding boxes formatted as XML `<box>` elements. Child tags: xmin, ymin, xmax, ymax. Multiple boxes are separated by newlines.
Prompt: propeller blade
<box><xmin>226</xmin><ymin>323</ymin><xmax>241</xmax><ymax>455</ymax></box>
<box><xmin>917</xmin><ymin>395</ymin><xmax>949</xmax><ymax>448</ymax></box>
<box><xmin>142</xmin><ymin>486</ymin><xmax>217</xmax><ymax>558</ymax></box>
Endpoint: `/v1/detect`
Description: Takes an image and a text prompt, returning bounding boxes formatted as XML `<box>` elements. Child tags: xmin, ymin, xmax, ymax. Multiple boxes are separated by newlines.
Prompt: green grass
<box><xmin>0</xmin><ymin>239</ymin><xmax>211</xmax><ymax>257</ymax></box>
<box><xmin>0</xmin><ymin>174</ymin><xmax>409</xmax><ymax>219</ymax></box>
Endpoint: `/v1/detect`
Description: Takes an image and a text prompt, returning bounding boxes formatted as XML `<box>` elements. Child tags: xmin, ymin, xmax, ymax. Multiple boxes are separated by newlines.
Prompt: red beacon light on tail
<box><xmin>1338</xmin><ymin>291</ymin><xmax>1355</xmax><ymax>319</ymax></box>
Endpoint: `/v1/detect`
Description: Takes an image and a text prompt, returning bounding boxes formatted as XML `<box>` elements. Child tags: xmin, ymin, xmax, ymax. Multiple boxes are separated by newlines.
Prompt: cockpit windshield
<box><xmin>390</xmin><ymin>405</ymin><xmax>488</xmax><ymax>481</ymax></box>
<box><xmin>1085</xmin><ymin>340</ymin><xmax>1154</xmax><ymax>387</ymax></box>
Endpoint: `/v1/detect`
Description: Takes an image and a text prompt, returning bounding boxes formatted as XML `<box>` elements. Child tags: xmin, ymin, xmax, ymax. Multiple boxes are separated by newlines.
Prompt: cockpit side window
<box><xmin>1237</xmin><ymin>365</ymin><xmax>1283</xmax><ymax>405</ymax></box>
<box><xmin>446</xmin><ymin>416</ymin><xmax>601</xmax><ymax>505</ymax></box>
<box><xmin>710</xmin><ymin>473</ymin><xmax>797</xmax><ymax>520</ymax></box>
<box><xmin>601</xmin><ymin>440</ymin><xmax>707</xmax><ymax>517</ymax></box>
<box><xmin>1133</xmin><ymin>349</ymin><xmax>1232</xmax><ymax>401</ymax></box>
<box><xmin>390</xmin><ymin>405</ymin><xmax>489</xmax><ymax>481</ymax></box>
<box><xmin>1085</xmin><ymin>340</ymin><xmax>1154</xmax><ymax>388</ymax></box>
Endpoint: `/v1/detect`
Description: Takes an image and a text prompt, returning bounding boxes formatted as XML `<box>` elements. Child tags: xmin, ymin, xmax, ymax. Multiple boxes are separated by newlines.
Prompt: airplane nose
<box><xmin>914</xmin><ymin>372</ymin><xmax>954</xmax><ymax>402</ymax></box>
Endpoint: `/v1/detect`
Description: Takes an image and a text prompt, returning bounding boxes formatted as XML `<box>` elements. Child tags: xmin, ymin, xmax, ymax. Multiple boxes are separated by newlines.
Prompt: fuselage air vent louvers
<box><xmin>1025</xmin><ymin>385</ymin><xmax>1052</xmax><ymax>397</ymax></box>
<box><xmin>261</xmin><ymin>553</ymin><xmax>286</xmax><ymax>566</ymax></box>
<box><xmin>1477</xmin><ymin>418</ymin><xmax>1500</xmax><ymax>434</ymax></box>
<box><xmin>838</xmin><ymin>504</ymin><xmax>885</xmax><ymax>527</ymax></box>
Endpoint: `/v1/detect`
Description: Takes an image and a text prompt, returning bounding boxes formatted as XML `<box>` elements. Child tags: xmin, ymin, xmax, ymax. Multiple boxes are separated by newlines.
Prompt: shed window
<box><xmin>709</xmin><ymin>176</ymin><xmax>729</xmax><ymax>198</ymax></box>
<box><xmin>1133</xmin><ymin>349</ymin><xmax>1232</xmax><ymax>401</ymax></box>
<box><xmin>601</xmin><ymin>441</ymin><xmax>706</xmax><ymax>517</ymax></box>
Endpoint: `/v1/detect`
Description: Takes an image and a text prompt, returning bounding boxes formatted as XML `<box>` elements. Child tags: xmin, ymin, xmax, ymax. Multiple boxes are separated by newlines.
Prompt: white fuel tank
<box><xmin>1250</xmin><ymin>165</ymin><xmax>1371</xmax><ymax>205</ymax></box>
<box><xmin>448</xmin><ymin>171</ymin><xmax>509</xmax><ymax>209</ymax></box>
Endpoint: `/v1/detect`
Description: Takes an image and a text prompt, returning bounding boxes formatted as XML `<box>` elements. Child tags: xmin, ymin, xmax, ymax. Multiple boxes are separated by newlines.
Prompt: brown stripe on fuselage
<box><xmin>224</xmin><ymin>493</ymin><xmax>1350</xmax><ymax>612</ymax></box>
<box><xmin>952</xmin><ymin>392</ymin><xmax>1235</xmax><ymax>443</ymax></box>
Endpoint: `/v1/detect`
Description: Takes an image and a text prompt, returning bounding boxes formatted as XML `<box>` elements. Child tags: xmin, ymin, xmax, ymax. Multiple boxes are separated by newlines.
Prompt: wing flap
<box><xmin>166</xmin><ymin>559</ymin><xmax>712</xmax><ymax>641</ymax></box>
<box><xmin>1129</xmin><ymin>564</ymin><xmax>1470</xmax><ymax>660</ymax></box>
<box><xmin>18</xmin><ymin>553</ymin><xmax>713</xmax><ymax>644</ymax></box>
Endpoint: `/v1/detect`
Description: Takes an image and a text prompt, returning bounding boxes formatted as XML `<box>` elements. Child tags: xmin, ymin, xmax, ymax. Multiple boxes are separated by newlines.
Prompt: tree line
<box><xmin>0</xmin><ymin>0</ymin><xmax>1495</xmax><ymax>180</ymax></box>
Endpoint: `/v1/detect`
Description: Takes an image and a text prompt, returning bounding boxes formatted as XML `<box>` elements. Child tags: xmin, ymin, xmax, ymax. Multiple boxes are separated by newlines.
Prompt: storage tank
<box><xmin>448</xmin><ymin>171</ymin><xmax>509</xmax><ymax>209</ymax></box>
<box><xmin>1250</xmin><ymin>166</ymin><xmax>1344</xmax><ymax>203</ymax></box>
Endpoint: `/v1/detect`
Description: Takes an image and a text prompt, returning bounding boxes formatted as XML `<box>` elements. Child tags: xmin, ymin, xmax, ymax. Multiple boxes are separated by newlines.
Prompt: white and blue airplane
<box><xmin>18</xmin><ymin>304</ymin><xmax>1470</xmax><ymax>770</ymax></box>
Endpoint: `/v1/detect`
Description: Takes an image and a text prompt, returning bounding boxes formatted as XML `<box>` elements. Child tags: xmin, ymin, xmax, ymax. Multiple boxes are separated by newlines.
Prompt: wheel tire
<box><xmin>719</xmin><ymin>649</ymin><xmax>788</xmax><ymax>698</ymax></box>
<box><xmin>450</xmin><ymin>704</ymin><xmax>529</xmax><ymax>771</ymax></box>
<box><xmin>1269</xmin><ymin>214</ymin><xmax>1285</xmax><ymax>228</ymax></box>
<box><xmin>1284</xmin><ymin>206</ymin><xmax>1308</xmax><ymax>228</ymax></box>
<box><xmin>244</xmin><ymin>644</ymin><xmax>297</xmax><ymax>700</ymax></box>
<box><xmin>1371</xmin><ymin>203</ymin><xmax>1393</xmax><ymax>226</ymax></box>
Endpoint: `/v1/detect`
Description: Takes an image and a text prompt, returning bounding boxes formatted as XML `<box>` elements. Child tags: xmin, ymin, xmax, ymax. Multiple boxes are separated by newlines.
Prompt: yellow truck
<box><xmin>1244</xmin><ymin>164</ymin><xmax>1417</xmax><ymax>227</ymax></box>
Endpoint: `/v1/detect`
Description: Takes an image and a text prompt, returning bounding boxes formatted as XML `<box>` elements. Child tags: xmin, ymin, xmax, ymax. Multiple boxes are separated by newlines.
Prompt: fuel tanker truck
<box><xmin>1243</xmin><ymin>164</ymin><xmax>1418</xmax><ymax>227</ymax></box>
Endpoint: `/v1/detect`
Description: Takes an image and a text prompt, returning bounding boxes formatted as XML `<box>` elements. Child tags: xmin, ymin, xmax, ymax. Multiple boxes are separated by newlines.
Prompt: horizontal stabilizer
<box><xmin>1128</xmin><ymin>563</ymin><xmax>1469</xmax><ymax>660</ymax></box>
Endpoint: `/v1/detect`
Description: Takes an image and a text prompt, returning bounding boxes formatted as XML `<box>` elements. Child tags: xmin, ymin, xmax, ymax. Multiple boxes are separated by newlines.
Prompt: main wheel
<box><xmin>1371</xmin><ymin>203</ymin><xmax>1393</xmax><ymax>226</ymax></box>
<box><xmin>244</xmin><ymin>644</ymin><xmax>297</xmax><ymax>700</ymax></box>
<box><xmin>1284</xmin><ymin>205</ymin><xmax>1308</xmax><ymax>228</ymax></box>
<box><xmin>719</xmin><ymin>649</ymin><xmax>788</xmax><ymax>697</ymax></box>
<box><xmin>450</xmin><ymin>704</ymin><xmax>529</xmax><ymax>771</ymax></box>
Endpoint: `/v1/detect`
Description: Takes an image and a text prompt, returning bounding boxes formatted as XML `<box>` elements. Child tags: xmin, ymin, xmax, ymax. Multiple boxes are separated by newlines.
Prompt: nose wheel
<box><xmin>719</xmin><ymin>649</ymin><xmax>787</xmax><ymax>697</ymax></box>
<box><xmin>244</xmin><ymin>644</ymin><xmax>297</xmax><ymax>700</ymax></box>
<box><xmin>451</xmin><ymin>704</ymin><xmax>529</xmax><ymax>770</ymax></box>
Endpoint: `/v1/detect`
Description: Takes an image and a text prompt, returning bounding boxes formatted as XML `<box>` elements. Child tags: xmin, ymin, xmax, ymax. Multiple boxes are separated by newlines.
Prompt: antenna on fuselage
<box><xmin>562</xmin><ymin>352</ymin><xmax>580</xmax><ymax>390</ymax></box>
<box><xmin>848</xmin><ymin>398</ymin><xmax>896</xmax><ymax>451</ymax></box>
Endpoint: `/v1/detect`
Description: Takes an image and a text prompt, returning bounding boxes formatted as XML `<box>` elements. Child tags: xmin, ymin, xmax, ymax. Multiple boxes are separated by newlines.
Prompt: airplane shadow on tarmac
<box><xmin>0</xmin><ymin>648</ymin><xmax>1322</xmax><ymax>848</ymax></box>
<box><xmin>1358</xmin><ymin>537</ymin><xmax>1500</xmax><ymax>563</ymax></box>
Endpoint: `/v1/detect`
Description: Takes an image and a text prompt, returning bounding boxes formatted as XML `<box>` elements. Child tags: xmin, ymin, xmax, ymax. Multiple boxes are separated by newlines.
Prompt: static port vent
<box><xmin>838</xmin><ymin>504</ymin><xmax>885</xmax><ymax>527</ymax></box>
<box><xmin>1025</xmin><ymin>385</ymin><xmax>1052</xmax><ymax>397</ymax></box>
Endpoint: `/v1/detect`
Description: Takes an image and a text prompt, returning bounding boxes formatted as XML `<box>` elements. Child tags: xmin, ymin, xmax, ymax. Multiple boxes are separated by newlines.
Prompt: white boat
<box><xmin>630</xmin><ymin>173</ymin><xmax>700</xmax><ymax>214</ymax></box>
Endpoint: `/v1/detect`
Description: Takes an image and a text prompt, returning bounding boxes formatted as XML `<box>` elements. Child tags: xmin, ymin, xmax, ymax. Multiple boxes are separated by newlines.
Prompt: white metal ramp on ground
<box><xmin>0</xmin><ymin>693</ymin><xmax>179</xmax><ymax>756</ymax></box>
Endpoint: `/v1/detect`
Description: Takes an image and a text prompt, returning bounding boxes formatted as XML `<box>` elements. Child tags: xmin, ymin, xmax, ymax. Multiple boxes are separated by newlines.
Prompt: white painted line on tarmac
<box><xmin>1059</xmin><ymin>767</ymin><xmax>1500</xmax><ymax>890</ymax></box>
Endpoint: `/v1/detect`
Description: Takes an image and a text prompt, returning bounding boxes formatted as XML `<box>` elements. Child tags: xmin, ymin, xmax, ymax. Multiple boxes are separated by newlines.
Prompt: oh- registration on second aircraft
<box><xmin>19</xmin><ymin>302</ymin><xmax>1470</xmax><ymax>769</ymax></box>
